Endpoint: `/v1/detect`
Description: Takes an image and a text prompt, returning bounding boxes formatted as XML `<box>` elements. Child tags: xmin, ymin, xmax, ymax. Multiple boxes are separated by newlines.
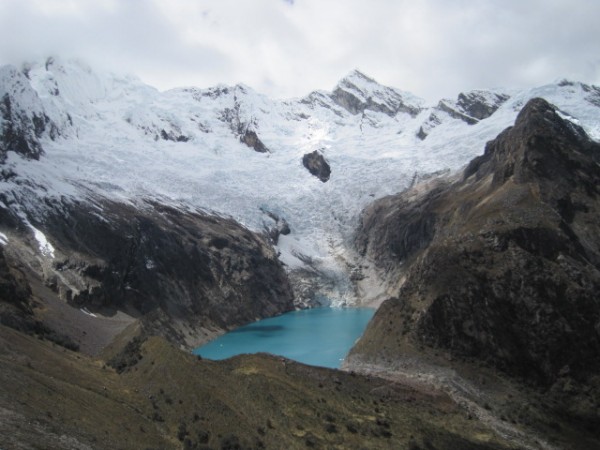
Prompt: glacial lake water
<box><xmin>193</xmin><ymin>307</ymin><xmax>375</xmax><ymax>368</ymax></box>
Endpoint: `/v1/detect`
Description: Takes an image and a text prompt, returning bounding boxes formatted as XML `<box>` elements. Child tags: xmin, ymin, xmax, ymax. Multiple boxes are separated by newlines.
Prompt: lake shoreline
<box><xmin>193</xmin><ymin>306</ymin><xmax>375</xmax><ymax>369</ymax></box>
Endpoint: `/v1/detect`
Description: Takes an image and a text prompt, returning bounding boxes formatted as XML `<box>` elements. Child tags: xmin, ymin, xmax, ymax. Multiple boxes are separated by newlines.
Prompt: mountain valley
<box><xmin>0</xmin><ymin>57</ymin><xmax>599</xmax><ymax>449</ymax></box>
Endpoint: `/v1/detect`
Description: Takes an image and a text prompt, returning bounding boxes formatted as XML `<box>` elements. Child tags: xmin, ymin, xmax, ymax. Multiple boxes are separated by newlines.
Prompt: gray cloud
<box><xmin>0</xmin><ymin>0</ymin><xmax>599</xmax><ymax>102</ymax></box>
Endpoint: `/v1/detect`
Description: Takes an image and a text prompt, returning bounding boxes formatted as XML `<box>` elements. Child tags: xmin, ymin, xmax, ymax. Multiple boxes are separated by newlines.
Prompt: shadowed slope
<box><xmin>350</xmin><ymin>98</ymin><xmax>600</xmax><ymax>448</ymax></box>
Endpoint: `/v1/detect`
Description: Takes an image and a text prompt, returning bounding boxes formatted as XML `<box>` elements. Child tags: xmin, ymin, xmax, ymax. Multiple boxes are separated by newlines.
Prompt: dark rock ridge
<box><xmin>456</xmin><ymin>91</ymin><xmax>511</xmax><ymax>121</ymax></box>
<box><xmin>303</xmin><ymin>150</ymin><xmax>331</xmax><ymax>182</ymax></box>
<box><xmin>417</xmin><ymin>90</ymin><xmax>510</xmax><ymax>139</ymax></box>
<box><xmin>353</xmin><ymin>98</ymin><xmax>600</xmax><ymax>388</ymax></box>
<box><xmin>0</xmin><ymin>66</ymin><xmax>59</xmax><ymax>161</ymax></box>
<box><xmin>437</xmin><ymin>100</ymin><xmax>479</xmax><ymax>125</ymax></box>
<box><xmin>0</xmin><ymin>197</ymin><xmax>294</xmax><ymax>349</ymax></box>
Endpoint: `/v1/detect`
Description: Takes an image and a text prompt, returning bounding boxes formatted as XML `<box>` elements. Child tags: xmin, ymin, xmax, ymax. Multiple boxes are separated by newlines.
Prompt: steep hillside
<box><xmin>0</xmin><ymin>196</ymin><xmax>294</xmax><ymax>353</ymax></box>
<box><xmin>348</xmin><ymin>98</ymin><xmax>600</xmax><ymax>448</ymax></box>
<box><xmin>0</xmin><ymin>324</ymin><xmax>523</xmax><ymax>450</ymax></box>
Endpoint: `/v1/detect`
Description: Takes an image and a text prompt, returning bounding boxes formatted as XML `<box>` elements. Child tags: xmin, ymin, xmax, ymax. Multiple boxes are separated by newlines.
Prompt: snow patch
<box><xmin>31</xmin><ymin>226</ymin><xmax>55</xmax><ymax>259</ymax></box>
<box><xmin>80</xmin><ymin>307</ymin><xmax>97</xmax><ymax>318</ymax></box>
<box><xmin>0</xmin><ymin>232</ymin><xmax>8</xmax><ymax>246</ymax></box>
<box><xmin>15</xmin><ymin>212</ymin><xmax>56</xmax><ymax>259</ymax></box>
<box><xmin>556</xmin><ymin>109</ymin><xmax>580</xmax><ymax>125</ymax></box>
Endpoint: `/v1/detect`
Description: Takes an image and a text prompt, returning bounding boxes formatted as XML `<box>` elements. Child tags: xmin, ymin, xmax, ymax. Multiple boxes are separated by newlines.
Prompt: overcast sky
<box><xmin>1</xmin><ymin>0</ymin><xmax>599</xmax><ymax>102</ymax></box>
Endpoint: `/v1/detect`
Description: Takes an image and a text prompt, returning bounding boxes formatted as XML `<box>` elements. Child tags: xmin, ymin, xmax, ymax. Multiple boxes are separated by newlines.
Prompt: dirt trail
<box><xmin>344</xmin><ymin>356</ymin><xmax>560</xmax><ymax>450</ymax></box>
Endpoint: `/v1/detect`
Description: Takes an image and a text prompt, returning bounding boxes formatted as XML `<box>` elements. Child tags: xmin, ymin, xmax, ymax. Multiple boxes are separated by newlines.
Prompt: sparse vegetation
<box><xmin>0</xmin><ymin>326</ymin><xmax>524</xmax><ymax>450</ymax></box>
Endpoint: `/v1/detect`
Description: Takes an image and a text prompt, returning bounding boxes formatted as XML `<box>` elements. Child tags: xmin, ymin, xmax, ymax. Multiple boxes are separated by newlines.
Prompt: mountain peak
<box><xmin>512</xmin><ymin>97</ymin><xmax>591</xmax><ymax>148</ymax></box>
<box><xmin>337</xmin><ymin>69</ymin><xmax>377</xmax><ymax>86</ymax></box>
<box><xmin>331</xmin><ymin>70</ymin><xmax>423</xmax><ymax>117</ymax></box>
<box><xmin>464</xmin><ymin>97</ymin><xmax>600</xmax><ymax>195</ymax></box>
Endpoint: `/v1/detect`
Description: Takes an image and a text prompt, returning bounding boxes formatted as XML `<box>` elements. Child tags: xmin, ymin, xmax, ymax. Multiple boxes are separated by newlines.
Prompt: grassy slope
<box><xmin>0</xmin><ymin>325</ymin><xmax>520</xmax><ymax>450</ymax></box>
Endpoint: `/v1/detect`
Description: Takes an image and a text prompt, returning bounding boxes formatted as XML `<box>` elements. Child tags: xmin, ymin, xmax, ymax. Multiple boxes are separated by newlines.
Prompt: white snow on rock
<box><xmin>1</xmin><ymin>58</ymin><xmax>599</xmax><ymax>305</ymax></box>
<box><xmin>31</xmin><ymin>226</ymin><xmax>55</xmax><ymax>259</ymax></box>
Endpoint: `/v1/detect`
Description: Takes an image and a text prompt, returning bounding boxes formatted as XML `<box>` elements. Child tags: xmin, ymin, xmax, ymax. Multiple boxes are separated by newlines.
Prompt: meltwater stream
<box><xmin>193</xmin><ymin>307</ymin><xmax>375</xmax><ymax>368</ymax></box>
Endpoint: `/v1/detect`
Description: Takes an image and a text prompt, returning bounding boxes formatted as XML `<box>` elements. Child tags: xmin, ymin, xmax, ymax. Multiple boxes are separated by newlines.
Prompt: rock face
<box><xmin>352</xmin><ymin>98</ymin><xmax>600</xmax><ymax>386</ymax></box>
<box><xmin>417</xmin><ymin>90</ymin><xmax>510</xmax><ymax>139</ymax></box>
<box><xmin>0</xmin><ymin>66</ymin><xmax>57</xmax><ymax>161</ymax></box>
<box><xmin>0</xmin><ymin>247</ymin><xmax>32</xmax><ymax>331</ymax></box>
<box><xmin>331</xmin><ymin>70</ymin><xmax>422</xmax><ymax>117</ymax></box>
<box><xmin>260</xmin><ymin>208</ymin><xmax>291</xmax><ymax>244</ymax></box>
<box><xmin>437</xmin><ymin>100</ymin><xmax>479</xmax><ymax>125</ymax></box>
<box><xmin>0</xmin><ymin>247</ymin><xmax>81</xmax><ymax>350</ymax></box>
<box><xmin>302</xmin><ymin>150</ymin><xmax>331</xmax><ymax>182</ymax></box>
<box><xmin>0</xmin><ymin>197</ymin><xmax>295</xmax><ymax>349</ymax></box>
<box><xmin>456</xmin><ymin>91</ymin><xmax>511</xmax><ymax>121</ymax></box>
<box><xmin>439</xmin><ymin>89</ymin><xmax>511</xmax><ymax>125</ymax></box>
<box><xmin>240</xmin><ymin>128</ymin><xmax>269</xmax><ymax>153</ymax></box>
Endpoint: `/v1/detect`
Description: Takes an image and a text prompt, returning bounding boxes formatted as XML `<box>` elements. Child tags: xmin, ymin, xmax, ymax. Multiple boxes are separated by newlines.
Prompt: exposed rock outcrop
<box><xmin>260</xmin><ymin>208</ymin><xmax>291</xmax><ymax>244</ymax></box>
<box><xmin>332</xmin><ymin>70</ymin><xmax>422</xmax><ymax>117</ymax></box>
<box><xmin>417</xmin><ymin>90</ymin><xmax>510</xmax><ymax>139</ymax></box>
<box><xmin>217</xmin><ymin>84</ymin><xmax>270</xmax><ymax>152</ymax></box>
<box><xmin>160</xmin><ymin>128</ymin><xmax>189</xmax><ymax>142</ymax></box>
<box><xmin>437</xmin><ymin>100</ymin><xmax>479</xmax><ymax>125</ymax></box>
<box><xmin>438</xmin><ymin>90</ymin><xmax>510</xmax><ymax>125</ymax></box>
<box><xmin>0</xmin><ymin>66</ymin><xmax>58</xmax><ymax>161</ymax></box>
<box><xmin>0</xmin><ymin>247</ymin><xmax>80</xmax><ymax>350</ymax></box>
<box><xmin>302</xmin><ymin>150</ymin><xmax>331</xmax><ymax>182</ymax></box>
<box><xmin>352</xmin><ymin>98</ymin><xmax>600</xmax><ymax>387</ymax></box>
<box><xmin>456</xmin><ymin>91</ymin><xmax>511</xmax><ymax>121</ymax></box>
<box><xmin>0</xmin><ymin>247</ymin><xmax>32</xmax><ymax>330</ymax></box>
<box><xmin>415</xmin><ymin>112</ymin><xmax>442</xmax><ymax>140</ymax></box>
<box><xmin>0</xmin><ymin>197</ymin><xmax>295</xmax><ymax>349</ymax></box>
<box><xmin>240</xmin><ymin>128</ymin><xmax>269</xmax><ymax>153</ymax></box>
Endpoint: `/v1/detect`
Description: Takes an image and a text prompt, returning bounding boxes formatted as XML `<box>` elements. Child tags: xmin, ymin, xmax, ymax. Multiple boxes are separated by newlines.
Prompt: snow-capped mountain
<box><xmin>1</xmin><ymin>57</ymin><xmax>600</xmax><ymax>306</ymax></box>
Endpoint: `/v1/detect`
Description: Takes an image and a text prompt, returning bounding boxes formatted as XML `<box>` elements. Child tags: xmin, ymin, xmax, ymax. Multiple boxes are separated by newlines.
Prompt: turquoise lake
<box><xmin>193</xmin><ymin>307</ymin><xmax>375</xmax><ymax>368</ymax></box>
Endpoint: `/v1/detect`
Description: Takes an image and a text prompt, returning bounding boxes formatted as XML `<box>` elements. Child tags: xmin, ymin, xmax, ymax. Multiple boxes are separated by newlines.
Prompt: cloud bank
<box><xmin>1</xmin><ymin>0</ymin><xmax>599</xmax><ymax>101</ymax></box>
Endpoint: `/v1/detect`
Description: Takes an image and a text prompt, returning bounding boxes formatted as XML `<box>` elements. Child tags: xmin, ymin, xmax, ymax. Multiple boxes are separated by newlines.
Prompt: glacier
<box><xmin>1</xmin><ymin>57</ymin><xmax>599</xmax><ymax>306</ymax></box>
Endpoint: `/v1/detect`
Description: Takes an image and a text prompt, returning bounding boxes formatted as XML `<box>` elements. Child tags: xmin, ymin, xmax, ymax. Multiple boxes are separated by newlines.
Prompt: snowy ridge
<box><xmin>1</xmin><ymin>57</ymin><xmax>600</xmax><ymax>306</ymax></box>
<box><xmin>331</xmin><ymin>69</ymin><xmax>424</xmax><ymax>117</ymax></box>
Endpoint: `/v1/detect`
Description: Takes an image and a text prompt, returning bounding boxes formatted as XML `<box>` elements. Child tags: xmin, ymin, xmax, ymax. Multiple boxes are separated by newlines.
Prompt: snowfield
<box><xmin>2</xmin><ymin>58</ymin><xmax>599</xmax><ymax>305</ymax></box>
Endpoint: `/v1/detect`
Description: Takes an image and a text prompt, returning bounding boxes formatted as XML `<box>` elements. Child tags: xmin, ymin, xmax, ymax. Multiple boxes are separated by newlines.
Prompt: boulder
<box><xmin>240</xmin><ymin>128</ymin><xmax>269</xmax><ymax>153</ymax></box>
<box><xmin>302</xmin><ymin>150</ymin><xmax>331</xmax><ymax>182</ymax></box>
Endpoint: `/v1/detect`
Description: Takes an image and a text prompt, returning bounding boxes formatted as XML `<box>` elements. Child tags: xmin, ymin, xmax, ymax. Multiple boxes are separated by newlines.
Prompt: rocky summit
<box><xmin>0</xmin><ymin>57</ymin><xmax>600</xmax><ymax>449</ymax></box>
<box><xmin>352</xmin><ymin>98</ymin><xmax>600</xmax><ymax>381</ymax></box>
<box><xmin>349</xmin><ymin>97</ymin><xmax>600</xmax><ymax>448</ymax></box>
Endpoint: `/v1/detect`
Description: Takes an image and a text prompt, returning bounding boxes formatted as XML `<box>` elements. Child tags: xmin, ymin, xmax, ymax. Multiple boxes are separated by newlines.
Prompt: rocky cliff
<box><xmin>0</xmin><ymin>65</ymin><xmax>60</xmax><ymax>161</ymax></box>
<box><xmin>0</xmin><ymin>196</ymin><xmax>295</xmax><ymax>351</ymax></box>
<box><xmin>350</xmin><ymin>98</ymin><xmax>600</xmax><ymax>444</ymax></box>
